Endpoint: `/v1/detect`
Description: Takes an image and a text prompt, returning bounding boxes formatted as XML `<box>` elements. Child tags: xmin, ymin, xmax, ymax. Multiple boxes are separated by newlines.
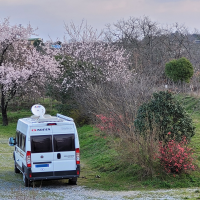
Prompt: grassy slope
<box><xmin>78</xmin><ymin>94</ymin><xmax>200</xmax><ymax>190</ymax></box>
<box><xmin>180</xmin><ymin>95</ymin><xmax>200</xmax><ymax>171</ymax></box>
<box><xmin>1</xmin><ymin>95</ymin><xmax>200</xmax><ymax>191</ymax></box>
<box><xmin>78</xmin><ymin>127</ymin><xmax>200</xmax><ymax>191</ymax></box>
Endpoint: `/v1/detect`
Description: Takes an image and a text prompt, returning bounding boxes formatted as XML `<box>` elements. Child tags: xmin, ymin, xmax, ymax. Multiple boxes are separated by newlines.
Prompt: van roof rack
<box><xmin>30</xmin><ymin>114</ymin><xmax>63</xmax><ymax>123</ymax></box>
<box><xmin>28</xmin><ymin>114</ymin><xmax>73</xmax><ymax>123</ymax></box>
<box><xmin>57</xmin><ymin>114</ymin><xmax>74</xmax><ymax>122</ymax></box>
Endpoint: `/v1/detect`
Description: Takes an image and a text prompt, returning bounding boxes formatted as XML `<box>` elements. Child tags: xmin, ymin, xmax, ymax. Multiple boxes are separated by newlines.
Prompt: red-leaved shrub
<box><xmin>95</xmin><ymin>114</ymin><xmax>126</xmax><ymax>135</ymax></box>
<box><xmin>96</xmin><ymin>114</ymin><xmax>115</xmax><ymax>131</ymax></box>
<box><xmin>158</xmin><ymin>135</ymin><xmax>195</xmax><ymax>174</ymax></box>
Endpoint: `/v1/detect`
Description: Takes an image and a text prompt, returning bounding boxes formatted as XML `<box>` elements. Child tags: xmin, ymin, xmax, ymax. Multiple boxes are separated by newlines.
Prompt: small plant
<box><xmin>158</xmin><ymin>136</ymin><xmax>195</xmax><ymax>174</ymax></box>
<box><xmin>165</xmin><ymin>57</ymin><xmax>194</xmax><ymax>83</ymax></box>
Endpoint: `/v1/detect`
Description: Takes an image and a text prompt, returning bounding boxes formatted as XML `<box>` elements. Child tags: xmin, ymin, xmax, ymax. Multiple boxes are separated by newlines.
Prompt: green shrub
<box><xmin>165</xmin><ymin>57</ymin><xmax>194</xmax><ymax>83</ymax></box>
<box><xmin>134</xmin><ymin>91</ymin><xmax>195</xmax><ymax>142</ymax></box>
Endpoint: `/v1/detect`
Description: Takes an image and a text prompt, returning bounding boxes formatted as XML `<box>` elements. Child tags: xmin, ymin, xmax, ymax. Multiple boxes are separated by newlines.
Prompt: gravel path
<box><xmin>1</xmin><ymin>180</ymin><xmax>200</xmax><ymax>200</ymax></box>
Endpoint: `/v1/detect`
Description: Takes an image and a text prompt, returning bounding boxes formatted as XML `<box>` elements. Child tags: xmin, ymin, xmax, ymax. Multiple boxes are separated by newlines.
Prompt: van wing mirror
<box><xmin>8</xmin><ymin>137</ymin><xmax>16</xmax><ymax>146</ymax></box>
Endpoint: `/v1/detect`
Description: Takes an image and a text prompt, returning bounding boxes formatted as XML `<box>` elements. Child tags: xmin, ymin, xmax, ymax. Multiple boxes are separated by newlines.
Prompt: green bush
<box><xmin>165</xmin><ymin>57</ymin><xmax>194</xmax><ymax>83</ymax></box>
<box><xmin>134</xmin><ymin>91</ymin><xmax>195</xmax><ymax>143</ymax></box>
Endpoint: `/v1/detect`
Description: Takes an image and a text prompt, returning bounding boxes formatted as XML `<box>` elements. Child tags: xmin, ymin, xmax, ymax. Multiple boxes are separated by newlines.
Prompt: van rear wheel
<box><xmin>69</xmin><ymin>177</ymin><xmax>77</xmax><ymax>185</ymax></box>
<box><xmin>23</xmin><ymin>173</ymin><xmax>30</xmax><ymax>187</ymax></box>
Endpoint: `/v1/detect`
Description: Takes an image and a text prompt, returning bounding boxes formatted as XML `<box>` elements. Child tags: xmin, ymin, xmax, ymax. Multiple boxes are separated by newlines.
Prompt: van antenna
<box><xmin>31</xmin><ymin>104</ymin><xmax>46</xmax><ymax>119</ymax></box>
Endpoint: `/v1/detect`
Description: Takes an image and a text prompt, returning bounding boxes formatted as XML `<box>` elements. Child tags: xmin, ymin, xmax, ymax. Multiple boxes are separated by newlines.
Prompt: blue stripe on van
<box><xmin>35</xmin><ymin>164</ymin><xmax>49</xmax><ymax>168</ymax></box>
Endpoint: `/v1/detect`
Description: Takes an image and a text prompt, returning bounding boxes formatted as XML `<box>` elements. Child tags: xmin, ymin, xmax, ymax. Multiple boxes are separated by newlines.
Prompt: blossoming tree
<box><xmin>0</xmin><ymin>18</ymin><xmax>59</xmax><ymax>125</ymax></box>
<box><xmin>60</xmin><ymin>42</ymin><xmax>130</xmax><ymax>89</ymax></box>
<box><xmin>57</xmin><ymin>21</ymin><xmax>131</xmax><ymax>92</ymax></box>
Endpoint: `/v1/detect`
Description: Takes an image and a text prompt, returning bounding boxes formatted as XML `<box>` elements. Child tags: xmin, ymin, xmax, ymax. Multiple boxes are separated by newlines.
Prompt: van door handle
<box><xmin>17</xmin><ymin>159</ymin><xmax>19</xmax><ymax>161</ymax></box>
<box><xmin>57</xmin><ymin>153</ymin><xmax>61</xmax><ymax>159</ymax></box>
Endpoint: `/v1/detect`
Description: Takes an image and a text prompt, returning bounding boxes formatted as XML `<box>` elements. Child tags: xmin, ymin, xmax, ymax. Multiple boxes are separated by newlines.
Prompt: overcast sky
<box><xmin>0</xmin><ymin>0</ymin><xmax>199</xmax><ymax>41</ymax></box>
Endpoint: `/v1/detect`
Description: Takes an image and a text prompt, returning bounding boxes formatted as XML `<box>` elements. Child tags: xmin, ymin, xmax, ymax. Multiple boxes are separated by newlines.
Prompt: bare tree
<box><xmin>105</xmin><ymin>16</ymin><xmax>200</xmax><ymax>88</ymax></box>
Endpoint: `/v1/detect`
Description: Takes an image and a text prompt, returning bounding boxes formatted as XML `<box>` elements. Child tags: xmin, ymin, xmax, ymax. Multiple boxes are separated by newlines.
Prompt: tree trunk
<box><xmin>2</xmin><ymin>106</ymin><xmax>8</xmax><ymax>126</ymax></box>
<box><xmin>1</xmin><ymin>90</ymin><xmax>8</xmax><ymax>126</ymax></box>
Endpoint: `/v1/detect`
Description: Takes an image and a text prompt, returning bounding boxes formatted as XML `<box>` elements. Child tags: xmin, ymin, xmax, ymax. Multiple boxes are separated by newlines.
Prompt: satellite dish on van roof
<box><xmin>31</xmin><ymin>104</ymin><xmax>45</xmax><ymax>118</ymax></box>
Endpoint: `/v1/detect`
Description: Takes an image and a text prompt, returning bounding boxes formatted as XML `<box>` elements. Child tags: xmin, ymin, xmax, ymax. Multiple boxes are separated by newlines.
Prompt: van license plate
<box><xmin>35</xmin><ymin>164</ymin><xmax>49</xmax><ymax>168</ymax></box>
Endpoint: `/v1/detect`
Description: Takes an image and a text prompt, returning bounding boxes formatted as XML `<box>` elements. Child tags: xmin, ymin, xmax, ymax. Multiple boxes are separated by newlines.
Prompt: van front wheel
<box><xmin>14</xmin><ymin>164</ymin><xmax>20</xmax><ymax>173</ymax></box>
<box><xmin>23</xmin><ymin>173</ymin><xmax>30</xmax><ymax>187</ymax></box>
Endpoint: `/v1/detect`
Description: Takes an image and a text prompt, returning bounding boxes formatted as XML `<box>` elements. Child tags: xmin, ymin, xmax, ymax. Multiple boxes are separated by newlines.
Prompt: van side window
<box><xmin>21</xmin><ymin>134</ymin><xmax>26</xmax><ymax>152</ymax></box>
<box><xmin>19</xmin><ymin>132</ymin><xmax>22</xmax><ymax>149</ymax></box>
<box><xmin>16</xmin><ymin>131</ymin><xmax>19</xmax><ymax>146</ymax></box>
<box><xmin>53</xmin><ymin>134</ymin><xmax>75</xmax><ymax>152</ymax></box>
<box><xmin>31</xmin><ymin>135</ymin><xmax>52</xmax><ymax>153</ymax></box>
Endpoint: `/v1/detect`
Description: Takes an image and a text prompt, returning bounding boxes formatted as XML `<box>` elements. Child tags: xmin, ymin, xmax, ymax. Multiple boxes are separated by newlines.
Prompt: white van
<box><xmin>8</xmin><ymin>105</ymin><xmax>80</xmax><ymax>187</ymax></box>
